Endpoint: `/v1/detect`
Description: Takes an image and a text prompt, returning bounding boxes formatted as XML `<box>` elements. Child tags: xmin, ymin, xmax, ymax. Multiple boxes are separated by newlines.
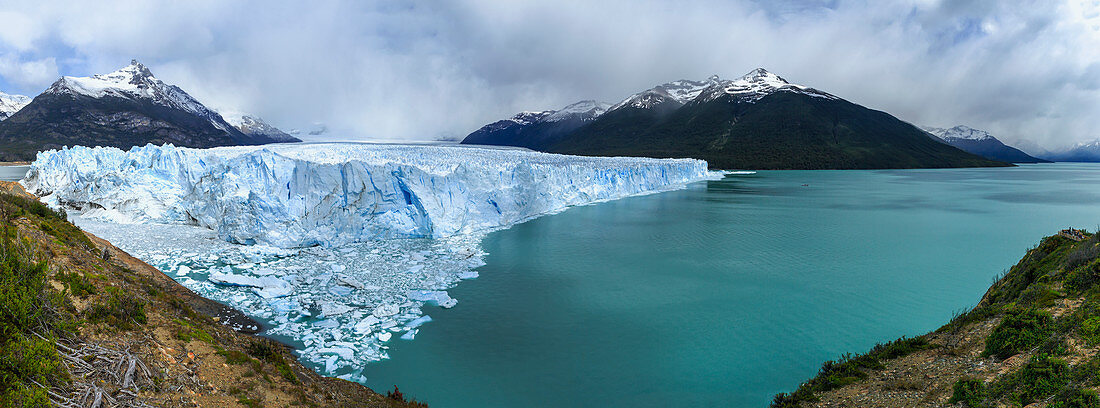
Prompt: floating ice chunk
<box><xmin>404</xmin><ymin>315</ymin><xmax>432</xmax><ymax>330</ymax></box>
<box><xmin>208</xmin><ymin>272</ymin><xmax>261</xmax><ymax>287</ymax></box>
<box><xmin>254</xmin><ymin>268</ymin><xmax>275</xmax><ymax>276</ymax></box>
<box><xmin>401</xmin><ymin>329</ymin><xmax>418</xmax><ymax>340</ymax></box>
<box><xmin>176</xmin><ymin>265</ymin><xmax>191</xmax><ymax>276</ymax></box>
<box><xmin>377</xmin><ymin>332</ymin><xmax>392</xmax><ymax>342</ymax></box>
<box><xmin>335</xmin><ymin>274</ymin><xmax>366</xmax><ymax>290</ymax></box>
<box><xmin>314</xmin><ymin>319</ymin><xmax>339</xmax><ymax>329</ymax></box>
<box><xmin>321</xmin><ymin>303</ymin><xmax>353</xmax><ymax>317</ymax></box>
<box><xmin>408</xmin><ymin>290</ymin><xmax>458</xmax><ymax>308</ymax></box>
<box><xmin>458</xmin><ymin>271</ymin><xmax>479</xmax><ymax>279</ymax></box>
<box><xmin>325</xmin><ymin>355</ymin><xmax>339</xmax><ymax>373</ymax></box>
<box><xmin>372</xmin><ymin>304</ymin><xmax>399</xmax><ymax>318</ymax></box>
<box><xmin>353</xmin><ymin>316</ymin><xmax>379</xmax><ymax>334</ymax></box>
<box><xmin>318</xmin><ymin>347</ymin><xmax>355</xmax><ymax>360</ymax></box>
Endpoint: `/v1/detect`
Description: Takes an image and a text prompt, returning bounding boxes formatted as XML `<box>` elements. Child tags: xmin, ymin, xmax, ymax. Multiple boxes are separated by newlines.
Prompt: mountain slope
<box><xmin>923</xmin><ymin>125</ymin><xmax>1048</xmax><ymax>163</ymax></box>
<box><xmin>0</xmin><ymin>60</ymin><xmax>299</xmax><ymax>161</ymax></box>
<box><xmin>463</xmin><ymin>100</ymin><xmax>610</xmax><ymax>150</ymax></box>
<box><xmin>219</xmin><ymin>111</ymin><xmax>299</xmax><ymax>143</ymax></box>
<box><xmin>773</xmin><ymin>230</ymin><xmax>1100</xmax><ymax>407</ymax></box>
<box><xmin>550</xmin><ymin>69</ymin><xmax>1007</xmax><ymax>169</ymax></box>
<box><xmin>1044</xmin><ymin>140</ymin><xmax>1100</xmax><ymax>162</ymax></box>
<box><xmin>0</xmin><ymin>91</ymin><xmax>31</xmax><ymax>121</ymax></box>
<box><xmin>465</xmin><ymin>69</ymin><xmax>1007</xmax><ymax>169</ymax></box>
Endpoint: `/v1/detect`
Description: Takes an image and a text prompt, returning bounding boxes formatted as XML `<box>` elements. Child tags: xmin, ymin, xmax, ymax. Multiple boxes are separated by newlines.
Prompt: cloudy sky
<box><xmin>0</xmin><ymin>0</ymin><xmax>1097</xmax><ymax>150</ymax></box>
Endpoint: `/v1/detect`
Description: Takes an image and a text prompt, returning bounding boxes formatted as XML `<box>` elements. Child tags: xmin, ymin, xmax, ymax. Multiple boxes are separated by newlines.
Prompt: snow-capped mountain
<box><xmin>607</xmin><ymin>69</ymin><xmax>835</xmax><ymax>112</ymax></box>
<box><xmin>0</xmin><ymin>60</ymin><xmax>299</xmax><ymax>161</ymax></box>
<box><xmin>46</xmin><ymin>60</ymin><xmax>237</xmax><ymax>133</ymax></box>
<box><xmin>0</xmin><ymin>91</ymin><xmax>31</xmax><ymax>121</ymax></box>
<box><xmin>462</xmin><ymin>100</ymin><xmax>611</xmax><ymax>149</ymax></box>
<box><xmin>1044</xmin><ymin>139</ymin><xmax>1100</xmax><ymax>162</ymax></box>
<box><xmin>609</xmin><ymin>77</ymin><xmax>719</xmax><ymax>111</ymax></box>
<box><xmin>544</xmin><ymin>100</ymin><xmax>611</xmax><ymax>122</ymax></box>
<box><xmin>923</xmin><ymin>125</ymin><xmax>1047</xmax><ymax>163</ymax></box>
<box><xmin>465</xmin><ymin>68</ymin><xmax>1006</xmax><ymax>170</ymax></box>
<box><xmin>219</xmin><ymin>111</ymin><xmax>299</xmax><ymax>143</ymax></box>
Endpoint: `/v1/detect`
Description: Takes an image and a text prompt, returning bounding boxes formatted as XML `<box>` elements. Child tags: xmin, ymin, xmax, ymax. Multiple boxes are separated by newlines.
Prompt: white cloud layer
<box><xmin>0</xmin><ymin>0</ymin><xmax>1096</xmax><ymax>149</ymax></box>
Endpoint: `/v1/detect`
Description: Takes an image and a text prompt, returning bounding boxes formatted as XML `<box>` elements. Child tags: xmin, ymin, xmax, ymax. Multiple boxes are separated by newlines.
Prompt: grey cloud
<box><xmin>0</xmin><ymin>0</ymin><xmax>1095</xmax><ymax>148</ymax></box>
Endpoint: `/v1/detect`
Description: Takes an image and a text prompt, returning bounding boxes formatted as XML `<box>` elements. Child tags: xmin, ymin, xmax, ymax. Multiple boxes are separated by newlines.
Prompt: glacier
<box><xmin>23</xmin><ymin>143</ymin><xmax>713</xmax><ymax>248</ymax></box>
<box><xmin>22</xmin><ymin>142</ymin><xmax>718</xmax><ymax>381</ymax></box>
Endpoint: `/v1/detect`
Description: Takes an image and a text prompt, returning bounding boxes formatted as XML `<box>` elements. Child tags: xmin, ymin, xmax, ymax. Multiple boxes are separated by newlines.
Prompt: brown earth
<box><xmin>1</xmin><ymin>181</ymin><xmax>427</xmax><ymax>408</ymax></box>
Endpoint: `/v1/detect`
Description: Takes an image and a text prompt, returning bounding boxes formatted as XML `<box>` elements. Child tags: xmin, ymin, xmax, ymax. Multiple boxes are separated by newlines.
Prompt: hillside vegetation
<box><xmin>773</xmin><ymin>229</ymin><xmax>1100</xmax><ymax>407</ymax></box>
<box><xmin>0</xmin><ymin>183</ymin><xmax>425</xmax><ymax>408</ymax></box>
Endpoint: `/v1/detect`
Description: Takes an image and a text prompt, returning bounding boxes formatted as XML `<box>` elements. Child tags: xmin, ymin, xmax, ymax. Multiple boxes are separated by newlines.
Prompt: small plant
<box><xmin>387</xmin><ymin>385</ymin><xmax>405</xmax><ymax>402</ymax></box>
<box><xmin>1050</xmin><ymin>388</ymin><xmax>1100</xmax><ymax>408</ymax></box>
<box><xmin>948</xmin><ymin>378</ymin><xmax>986</xmax><ymax>407</ymax></box>
<box><xmin>55</xmin><ymin>271</ymin><xmax>96</xmax><ymax>298</ymax></box>
<box><xmin>86</xmin><ymin>287</ymin><xmax>147</xmax><ymax>330</ymax></box>
<box><xmin>984</xmin><ymin>308</ymin><xmax>1053</xmax><ymax>358</ymax></box>
<box><xmin>1015</xmin><ymin>355</ymin><xmax>1069</xmax><ymax>404</ymax></box>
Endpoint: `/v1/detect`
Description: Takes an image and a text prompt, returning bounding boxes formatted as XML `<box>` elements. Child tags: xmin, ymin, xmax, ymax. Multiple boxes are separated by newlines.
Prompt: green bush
<box><xmin>769</xmin><ymin>337</ymin><xmax>931</xmax><ymax>407</ymax></box>
<box><xmin>54</xmin><ymin>272</ymin><xmax>96</xmax><ymax>298</ymax></box>
<box><xmin>1082</xmin><ymin>317</ymin><xmax>1100</xmax><ymax>345</ymax></box>
<box><xmin>86</xmin><ymin>287</ymin><xmax>147</xmax><ymax>330</ymax></box>
<box><xmin>0</xmin><ymin>225</ymin><xmax>70</xmax><ymax>407</ymax></box>
<box><xmin>1051</xmin><ymin>388</ymin><xmax>1100</xmax><ymax>408</ymax></box>
<box><xmin>948</xmin><ymin>378</ymin><xmax>986</xmax><ymax>407</ymax></box>
<box><xmin>984</xmin><ymin>308</ymin><xmax>1053</xmax><ymax>358</ymax></box>
<box><xmin>1015</xmin><ymin>356</ymin><xmax>1069</xmax><ymax>404</ymax></box>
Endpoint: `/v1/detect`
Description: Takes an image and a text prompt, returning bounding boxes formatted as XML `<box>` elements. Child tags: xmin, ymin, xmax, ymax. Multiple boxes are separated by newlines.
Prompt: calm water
<box><xmin>0</xmin><ymin>165</ymin><xmax>28</xmax><ymax>181</ymax></box>
<box><xmin>355</xmin><ymin>164</ymin><xmax>1100</xmax><ymax>407</ymax></box>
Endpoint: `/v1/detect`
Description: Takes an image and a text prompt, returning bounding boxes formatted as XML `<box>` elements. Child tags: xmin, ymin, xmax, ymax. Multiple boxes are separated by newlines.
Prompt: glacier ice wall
<box><xmin>26</xmin><ymin>142</ymin><xmax>717</xmax><ymax>381</ymax></box>
<box><xmin>23</xmin><ymin>143</ymin><xmax>714</xmax><ymax>248</ymax></box>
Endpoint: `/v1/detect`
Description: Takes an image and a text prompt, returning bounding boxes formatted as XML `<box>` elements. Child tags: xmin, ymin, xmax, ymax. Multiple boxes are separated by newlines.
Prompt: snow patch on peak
<box><xmin>508</xmin><ymin>110</ymin><xmax>555</xmax><ymax>125</ymax></box>
<box><xmin>924</xmin><ymin>125</ymin><xmax>995</xmax><ymax>141</ymax></box>
<box><xmin>610</xmin><ymin>76</ymin><xmax>720</xmax><ymax>111</ymax></box>
<box><xmin>544</xmin><ymin>100</ymin><xmax>611</xmax><ymax>122</ymax></box>
<box><xmin>698</xmin><ymin>68</ymin><xmax>836</xmax><ymax>104</ymax></box>
<box><xmin>0</xmin><ymin>91</ymin><xmax>31</xmax><ymax>121</ymax></box>
<box><xmin>45</xmin><ymin>60</ymin><xmax>233</xmax><ymax>133</ymax></box>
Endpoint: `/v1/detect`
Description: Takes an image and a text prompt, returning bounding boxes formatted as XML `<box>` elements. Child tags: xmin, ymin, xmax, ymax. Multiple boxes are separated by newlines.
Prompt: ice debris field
<box><xmin>22</xmin><ymin>142</ymin><xmax>717</xmax><ymax>381</ymax></box>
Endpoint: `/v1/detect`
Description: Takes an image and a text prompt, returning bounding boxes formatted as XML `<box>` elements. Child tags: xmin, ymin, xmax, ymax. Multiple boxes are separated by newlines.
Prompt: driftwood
<box><xmin>42</xmin><ymin>334</ymin><xmax>157</xmax><ymax>408</ymax></box>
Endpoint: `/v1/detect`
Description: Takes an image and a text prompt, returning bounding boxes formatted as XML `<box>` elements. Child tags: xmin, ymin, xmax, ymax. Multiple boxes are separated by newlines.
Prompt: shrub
<box><xmin>0</xmin><ymin>223</ymin><xmax>71</xmax><ymax>407</ymax></box>
<box><xmin>1014</xmin><ymin>355</ymin><xmax>1069</xmax><ymax>404</ymax></box>
<box><xmin>984</xmin><ymin>308</ymin><xmax>1053</xmax><ymax>358</ymax></box>
<box><xmin>54</xmin><ymin>272</ymin><xmax>96</xmax><ymax>298</ymax></box>
<box><xmin>948</xmin><ymin>378</ymin><xmax>986</xmax><ymax>407</ymax></box>
<box><xmin>1082</xmin><ymin>317</ymin><xmax>1100</xmax><ymax>345</ymax></box>
<box><xmin>86</xmin><ymin>287</ymin><xmax>147</xmax><ymax>330</ymax></box>
<box><xmin>1050</xmin><ymin>388</ymin><xmax>1100</xmax><ymax>408</ymax></box>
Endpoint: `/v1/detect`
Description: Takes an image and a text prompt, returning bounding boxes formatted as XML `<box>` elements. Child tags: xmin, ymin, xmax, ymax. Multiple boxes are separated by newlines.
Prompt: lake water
<box><xmin>358</xmin><ymin>163</ymin><xmax>1100</xmax><ymax>407</ymax></box>
<box><xmin>0</xmin><ymin>165</ymin><xmax>28</xmax><ymax>181</ymax></box>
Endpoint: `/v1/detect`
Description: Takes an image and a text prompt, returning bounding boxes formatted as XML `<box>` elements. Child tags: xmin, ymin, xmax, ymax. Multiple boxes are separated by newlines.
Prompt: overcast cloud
<box><xmin>0</xmin><ymin>0</ymin><xmax>1096</xmax><ymax>150</ymax></box>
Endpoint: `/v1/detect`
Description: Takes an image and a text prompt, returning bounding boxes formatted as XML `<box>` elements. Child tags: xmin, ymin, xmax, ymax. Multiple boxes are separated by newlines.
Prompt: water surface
<box><xmin>0</xmin><ymin>165</ymin><xmax>28</xmax><ymax>181</ymax></box>
<box><xmin>361</xmin><ymin>164</ymin><xmax>1100</xmax><ymax>407</ymax></box>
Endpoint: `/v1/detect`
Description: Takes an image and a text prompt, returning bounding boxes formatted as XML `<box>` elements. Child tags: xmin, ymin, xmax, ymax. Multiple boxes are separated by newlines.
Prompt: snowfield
<box><xmin>24</xmin><ymin>143</ymin><xmax>715</xmax><ymax>248</ymax></box>
<box><xmin>22</xmin><ymin>142</ymin><xmax>718</xmax><ymax>381</ymax></box>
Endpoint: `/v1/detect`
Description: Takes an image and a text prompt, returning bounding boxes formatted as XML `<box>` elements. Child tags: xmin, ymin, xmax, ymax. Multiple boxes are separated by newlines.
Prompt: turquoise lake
<box><xmin>357</xmin><ymin>163</ymin><xmax>1100</xmax><ymax>407</ymax></box>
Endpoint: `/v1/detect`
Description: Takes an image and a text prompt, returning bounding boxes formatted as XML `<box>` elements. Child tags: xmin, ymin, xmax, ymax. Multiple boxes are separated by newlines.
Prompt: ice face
<box><xmin>23</xmin><ymin>143</ymin><xmax>715</xmax><ymax>248</ymax></box>
<box><xmin>31</xmin><ymin>143</ymin><xmax>718</xmax><ymax>381</ymax></box>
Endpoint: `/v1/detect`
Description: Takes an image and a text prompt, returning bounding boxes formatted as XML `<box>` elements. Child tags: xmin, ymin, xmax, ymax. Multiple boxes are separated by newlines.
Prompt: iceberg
<box><xmin>22</xmin><ymin>143</ymin><xmax>715</xmax><ymax>248</ymax></box>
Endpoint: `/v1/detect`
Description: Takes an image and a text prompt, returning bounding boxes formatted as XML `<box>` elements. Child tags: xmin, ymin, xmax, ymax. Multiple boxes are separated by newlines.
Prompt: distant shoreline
<box><xmin>0</xmin><ymin>161</ymin><xmax>29</xmax><ymax>166</ymax></box>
